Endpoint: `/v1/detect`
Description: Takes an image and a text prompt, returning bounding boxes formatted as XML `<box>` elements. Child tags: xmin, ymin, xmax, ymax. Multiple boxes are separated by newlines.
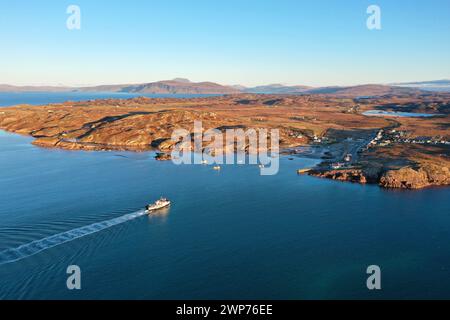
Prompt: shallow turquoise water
<box><xmin>0</xmin><ymin>130</ymin><xmax>449</xmax><ymax>299</ymax></box>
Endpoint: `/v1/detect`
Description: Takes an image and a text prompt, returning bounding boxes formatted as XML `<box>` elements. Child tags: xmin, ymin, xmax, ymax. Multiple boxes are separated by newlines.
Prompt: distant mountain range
<box><xmin>392</xmin><ymin>80</ymin><xmax>450</xmax><ymax>92</ymax></box>
<box><xmin>0</xmin><ymin>84</ymin><xmax>73</xmax><ymax>92</ymax></box>
<box><xmin>304</xmin><ymin>84</ymin><xmax>423</xmax><ymax>96</ymax></box>
<box><xmin>243</xmin><ymin>84</ymin><xmax>313</xmax><ymax>94</ymax></box>
<box><xmin>1</xmin><ymin>78</ymin><xmax>448</xmax><ymax>96</ymax></box>
<box><xmin>0</xmin><ymin>79</ymin><xmax>240</xmax><ymax>95</ymax></box>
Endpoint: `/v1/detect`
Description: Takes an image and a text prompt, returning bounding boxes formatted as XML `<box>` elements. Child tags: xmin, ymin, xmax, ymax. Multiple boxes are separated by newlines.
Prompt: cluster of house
<box><xmin>287</xmin><ymin>130</ymin><xmax>304</xmax><ymax>139</ymax></box>
<box><xmin>366</xmin><ymin>129</ymin><xmax>401</xmax><ymax>148</ymax></box>
<box><xmin>405</xmin><ymin>136</ymin><xmax>450</xmax><ymax>145</ymax></box>
<box><xmin>331</xmin><ymin>154</ymin><xmax>353</xmax><ymax>170</ymax></box>
<box><xmin>346</xmin><ymin>105</ymin><xmax>360</xmax><ymax>114</ymax></box>
<box><xmin>313</xmin><ymin>135</ymin><xmax>333</xmax><ymax>144</ymax></box>
<box><xmin>366</xmin><ymin>129</ymin><xmax>450</xmax><ymax>149</ymax></box>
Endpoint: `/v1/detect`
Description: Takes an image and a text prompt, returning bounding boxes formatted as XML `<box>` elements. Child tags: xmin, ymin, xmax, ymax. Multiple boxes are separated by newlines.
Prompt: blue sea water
<box><xmin>0</xmin><ymin>93</ymin><xmax>449</xmax><ymax>299</ymax></box>
<box><xmin>0</xmin><ymin>92</ymin><xmax>218</xmax><ymax>107</ymax></box>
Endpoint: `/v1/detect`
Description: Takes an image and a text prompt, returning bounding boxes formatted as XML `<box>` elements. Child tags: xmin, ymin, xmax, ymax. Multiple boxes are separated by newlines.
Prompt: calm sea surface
<box><xmin>0</xmin><ymin>92</ymin><xmax>217</xmax><ymax>107</ymax></box>
<box><xmin>0</xmin><ymin>93</ymin><xmax>450</xmax><ymax>299</ymax></box>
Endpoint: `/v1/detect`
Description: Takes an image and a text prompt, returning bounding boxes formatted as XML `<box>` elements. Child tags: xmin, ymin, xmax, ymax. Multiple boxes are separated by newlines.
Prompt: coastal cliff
<box><xmin>309</xmin><ymin>163</ymin><xmax>450</xmax><ymax>190</ymax></box>
<box><xmin>308</xmin><ymin>167</ymin><xmax>380</xmax><ymax>185</ymax></box>
<box><xmin>379</xmin><ymin>164</ymin><xmax>450</xmax><ymax>189</ymax></box>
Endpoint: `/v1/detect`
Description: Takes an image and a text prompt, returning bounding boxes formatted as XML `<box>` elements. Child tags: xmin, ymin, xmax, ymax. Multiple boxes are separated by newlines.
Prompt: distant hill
<box><xmin>304</xmin><ymin>84</ymin><xmax>423</xmax><ymax>96</ymax></box>
<box><xmin>244</xmin><ymin>84</ymin><xmax>312</xmax><ymax>94</ymax></box>
<box><xmin>78</xmin><ymin>79</ymin><xmax>240</xmax><ymax>94</ymax></box>
<box><xmin>0</xmin><ymin>84</ymin><xmax>72</xmax><ymax>92</ymax></box>
<box><xmin>241</xmin><ymin>84</ymin><xmax>424</xmax><ymax>96</ymax></box>
<box><xmin>392</xmin><ymin>80</ymin><xmax>450</xmax><ymax>92</ymax></box>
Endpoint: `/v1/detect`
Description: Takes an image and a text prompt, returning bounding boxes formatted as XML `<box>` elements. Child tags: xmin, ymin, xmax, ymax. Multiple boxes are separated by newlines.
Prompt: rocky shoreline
<box><xmin>30</xmin><ymin>133</ymin><xmax>450</xmax><ymax>189</ymax></box>
<box><xmin>307</xmin><ymin>163</ymin><xmax>450</xmax><ymax>190</ymax></box>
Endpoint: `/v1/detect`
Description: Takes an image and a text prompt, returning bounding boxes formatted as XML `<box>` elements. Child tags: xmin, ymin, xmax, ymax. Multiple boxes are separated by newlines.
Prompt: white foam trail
<box><xmin>0</xmin><ymin>209</ymin><xmax>147</xmax><ymax>266</ymax></box>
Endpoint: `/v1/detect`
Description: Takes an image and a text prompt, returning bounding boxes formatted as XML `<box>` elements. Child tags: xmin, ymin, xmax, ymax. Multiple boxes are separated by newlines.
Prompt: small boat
<box><xmin>146</xmin><ymin>198</ymin><xmax>171</xmax><ymax>213</ymax></box>
<box><xmin>344</xmin><ymin>154</ymin><xmax>352</xmax><ymax>162</ymax></box>
<box><xmin>259</xmin><ymin>164</ymin><xmax>265</xmax><ymax>168</ymax></box>
<box><xmin>213</xmin><ymin>166</ymin><xmax>221</xmax><ymax>171</ymax></box>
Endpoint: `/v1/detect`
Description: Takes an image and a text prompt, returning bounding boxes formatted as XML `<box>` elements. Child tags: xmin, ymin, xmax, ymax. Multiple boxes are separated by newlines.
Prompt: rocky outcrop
<box><xmin>32</xmin><ymin>137</ymin><xmax>60</xmax><ymax>148</ymax></box>
<box><xmin>380</xmin><ymin>165</ymin><xmax>450</xmax><ymax>189</ymax></box>
<box><xmin>309</xmin><ymin>164</ymin><xmax>450</xmax><ymax>189</ymax></box>
<box><xmin>309</xmin><ymin>167</ymin><xmax>381</xmax><ymax>184</ymax></box>
<box><xmin>155</xmin><ymin>153</ymin><xmax>172</xmax><ymax>161</ymax></box>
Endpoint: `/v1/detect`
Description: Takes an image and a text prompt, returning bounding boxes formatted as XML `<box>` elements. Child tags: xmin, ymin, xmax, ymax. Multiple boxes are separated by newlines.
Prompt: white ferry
<box><xmin>146</xmin><ymin>198</ymin><xmax>171</xmax><ymax>213</ymax></box>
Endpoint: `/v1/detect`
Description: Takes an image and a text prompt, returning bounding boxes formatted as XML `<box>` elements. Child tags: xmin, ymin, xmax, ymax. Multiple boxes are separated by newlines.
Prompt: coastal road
<box><xmin>339</xmin><ymin>130</ymin><xmax>378</xmax><ymax>164</ymax></box>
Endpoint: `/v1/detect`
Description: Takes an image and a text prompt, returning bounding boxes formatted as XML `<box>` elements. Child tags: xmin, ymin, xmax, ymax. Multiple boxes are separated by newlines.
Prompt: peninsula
<box><xmin>0</xmin><ymin>89</ymin><xmax>449</xmax><ymax>189</ymax></box>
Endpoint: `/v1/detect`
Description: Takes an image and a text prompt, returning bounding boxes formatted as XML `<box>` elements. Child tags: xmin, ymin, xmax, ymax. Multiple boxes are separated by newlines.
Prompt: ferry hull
<box><xmin>146</xmin><ymin>203</ymin><xmax>171</xmax><ymax>213</ymax></box>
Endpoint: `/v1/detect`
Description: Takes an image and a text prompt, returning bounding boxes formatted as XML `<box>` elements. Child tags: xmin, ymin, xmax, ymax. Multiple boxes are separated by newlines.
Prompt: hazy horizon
<box><xmin>1</xmin><ymin>77</ymin><xmax>450</xmax><ymax>89</ymax></box>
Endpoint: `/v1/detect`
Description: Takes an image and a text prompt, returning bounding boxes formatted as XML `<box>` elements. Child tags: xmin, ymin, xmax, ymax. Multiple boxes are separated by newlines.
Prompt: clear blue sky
<box><xmin>0</xmin><ymin>0</ymin><xmax>449</xmax><ymax>87</ymax></box>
